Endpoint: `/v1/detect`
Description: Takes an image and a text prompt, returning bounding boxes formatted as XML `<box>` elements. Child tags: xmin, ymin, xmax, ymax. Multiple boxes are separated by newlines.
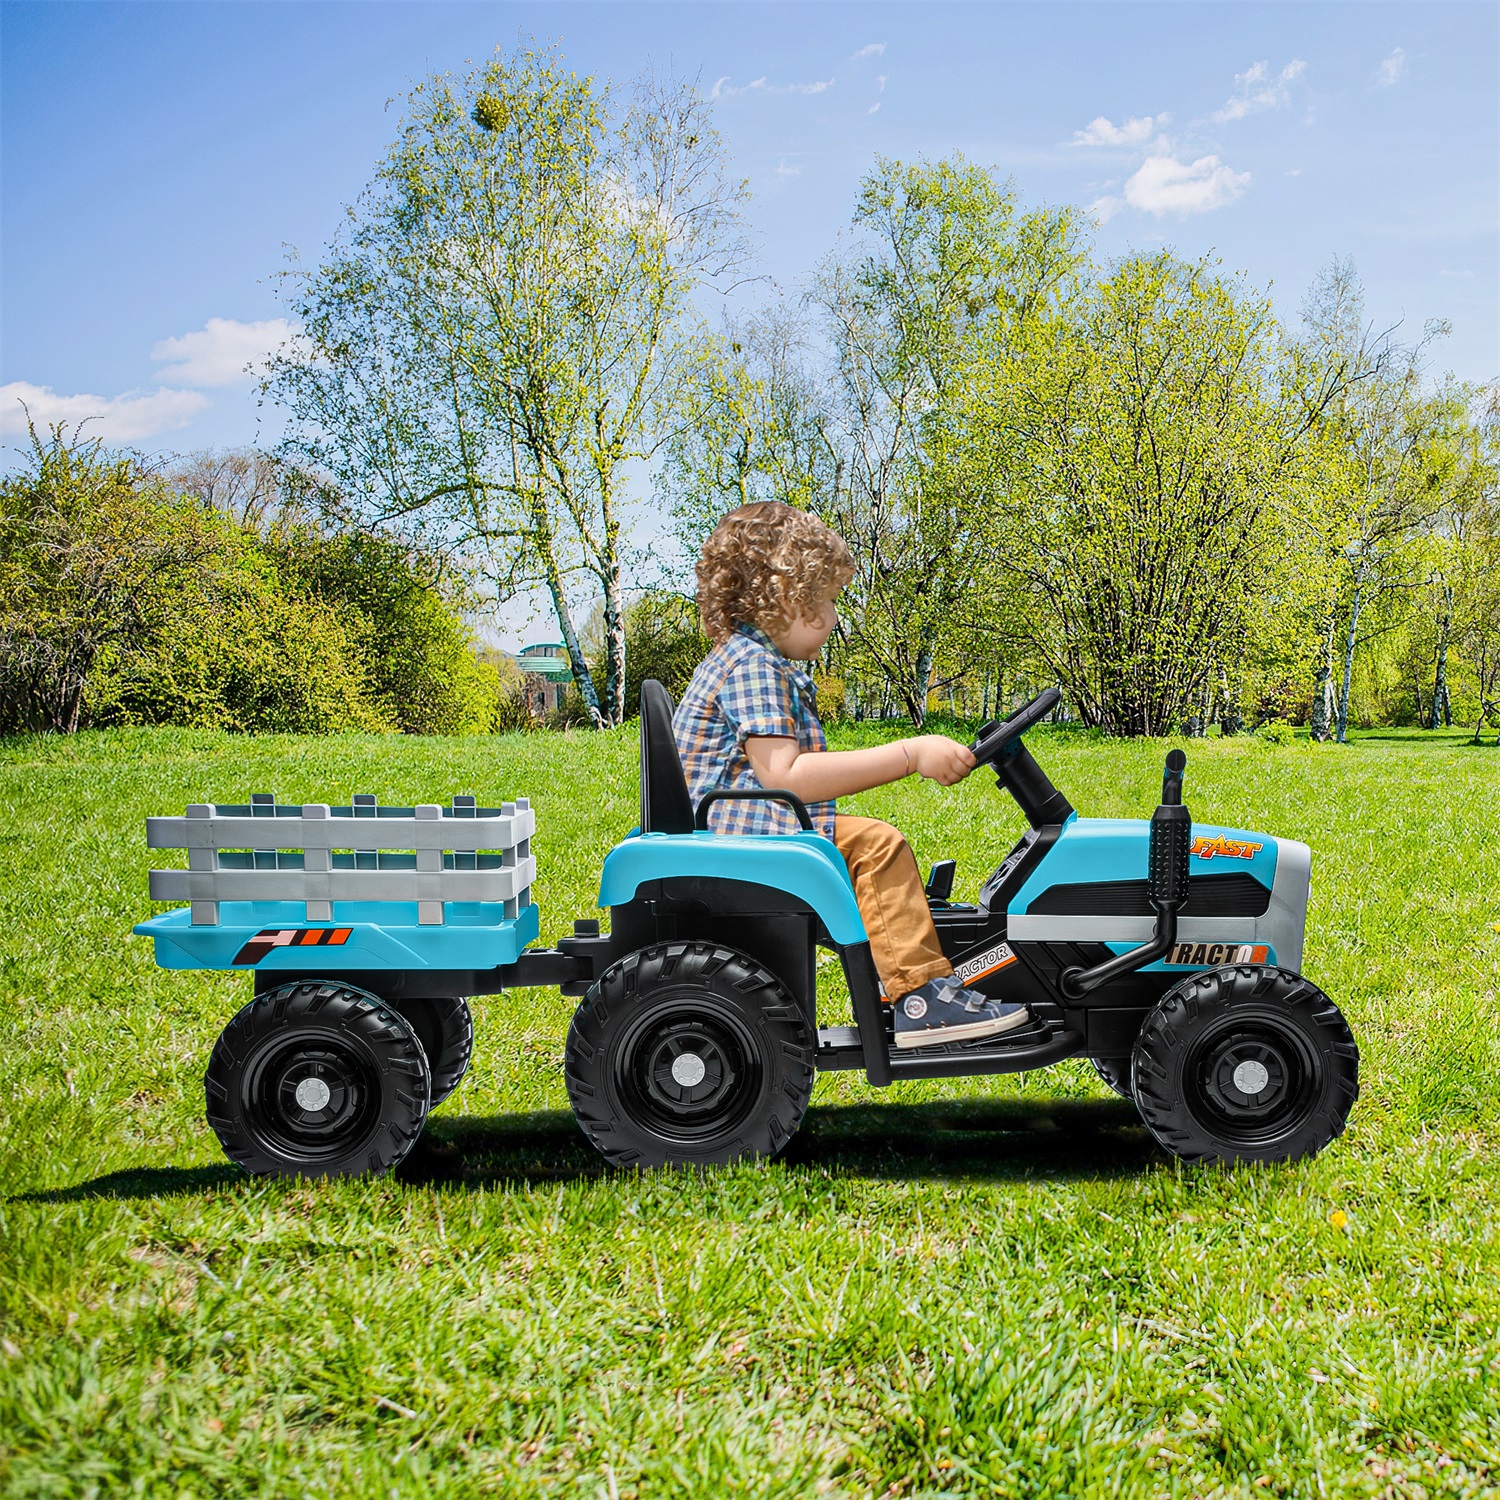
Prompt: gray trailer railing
<box><xmin>147</xmin><ymin>792</ymin><xmax>535</xmax><ymax>926</ymax></box>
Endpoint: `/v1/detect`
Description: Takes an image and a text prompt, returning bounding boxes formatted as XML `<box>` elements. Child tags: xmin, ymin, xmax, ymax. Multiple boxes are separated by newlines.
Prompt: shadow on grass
<box><xmin>17</xmin><ymin>1097</ymin><xmax>1160</xmax><ymax>1202</ymax></box>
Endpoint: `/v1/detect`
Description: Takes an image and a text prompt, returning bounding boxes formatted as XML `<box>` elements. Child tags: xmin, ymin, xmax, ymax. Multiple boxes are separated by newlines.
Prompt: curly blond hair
<box><xmin>696</xmin><ymin>502</ymin><xmax>855</xmax><ymax>642</ymax></box>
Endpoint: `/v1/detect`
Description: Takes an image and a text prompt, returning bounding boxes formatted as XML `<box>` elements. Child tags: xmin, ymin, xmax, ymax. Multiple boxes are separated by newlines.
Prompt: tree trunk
<box><xmin>600</xmin><ymin>561</ymin><xmax>626</xmax><ymax>728</ymax></box>
<box><xmin>527</xmin><ymin>496</ymin><xmax>604</xmax><ymax>726</ymax></box>
<box><xmin>1217</xmin><ymin>665</ymin><xmax>1242</xmax><ymax>737</ymax></box>
<box><xmin>1308</xmin><ymin>613</ymin><xmax>1337</xmax><ymax>742</ymax></box>
<box><xmin>1335</xmin><ymin>587</ymin><xmax>1364</xmax><ymax>744</ymax></box>
<box><xmin>909</xmin><ymin>638</ymin><xmax>935</xmax><ymax>729</ymax></box>
<box><xmin>1430</xmin><ymin>587</ymin><xmax>1452</xmax><ymax>728</ymax></box>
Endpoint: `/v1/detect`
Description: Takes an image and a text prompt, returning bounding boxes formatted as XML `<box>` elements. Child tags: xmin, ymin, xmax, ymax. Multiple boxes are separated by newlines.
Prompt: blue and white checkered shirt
<box><xmin>673</xmin><ymin>622</ymin><xmax>835</xmax><ymax>837</ymax></box>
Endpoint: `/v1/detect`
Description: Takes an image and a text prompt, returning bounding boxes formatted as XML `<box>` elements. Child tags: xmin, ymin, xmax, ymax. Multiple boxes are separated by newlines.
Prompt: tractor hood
<box><xmin>1006</xmin><ymin>818</ymin><xmax>1311</xmax><ymax>974</ymax></box>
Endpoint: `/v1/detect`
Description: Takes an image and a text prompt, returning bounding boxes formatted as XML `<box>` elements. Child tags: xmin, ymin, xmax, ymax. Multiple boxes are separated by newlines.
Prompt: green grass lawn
<box><xmin>1</xmin><ymin>724</ymin><xmax>1497</xmax><ymax>1498</ymax></box>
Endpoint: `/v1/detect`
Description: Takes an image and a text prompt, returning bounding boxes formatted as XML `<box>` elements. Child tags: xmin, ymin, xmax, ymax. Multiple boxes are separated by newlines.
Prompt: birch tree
<box><xmin>267</xmin><ymin>47</ymin><xmax>747</xmax><ymax>725</ymax></box>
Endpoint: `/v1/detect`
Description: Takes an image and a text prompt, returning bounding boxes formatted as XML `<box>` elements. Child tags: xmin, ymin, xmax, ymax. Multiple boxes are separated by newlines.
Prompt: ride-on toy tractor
<box><xmin>135</xmin><ymin>686</ymin><xmax>1359</xmax><ymax>1178</ymax></box>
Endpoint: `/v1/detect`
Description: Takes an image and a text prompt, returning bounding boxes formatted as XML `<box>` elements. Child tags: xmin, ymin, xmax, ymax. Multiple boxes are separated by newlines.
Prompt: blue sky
<box><xmin>4</xmin><ymin>1</ymin><xmax>1496</xmax><ymax>462</ymax></box>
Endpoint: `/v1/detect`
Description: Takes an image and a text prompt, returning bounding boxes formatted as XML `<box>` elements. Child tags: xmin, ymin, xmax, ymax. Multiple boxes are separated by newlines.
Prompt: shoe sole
<box><xmin>894</xmin><ymin>1007</ymin><xmax>1032</xmax><ymax>1050</ymax></box>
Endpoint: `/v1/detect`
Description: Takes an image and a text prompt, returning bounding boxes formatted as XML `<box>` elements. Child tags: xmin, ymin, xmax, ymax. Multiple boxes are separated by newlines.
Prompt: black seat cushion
<box><xmin>639</xmin><ymin>680</ymin><xmax>695</xmax><ymax>834</ymax></box>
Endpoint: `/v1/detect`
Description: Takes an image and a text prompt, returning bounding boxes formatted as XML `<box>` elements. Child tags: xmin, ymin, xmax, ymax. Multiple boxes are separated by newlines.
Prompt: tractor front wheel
<box><xmin>1132</xmin><ymin>965</ymin><xmax>1358</xmax><ymax>1165</ymax></box>
<box><xmin>565</xmin><ymin>942</ymin><xmax>815</xmax><ymax>1169</ymax></box>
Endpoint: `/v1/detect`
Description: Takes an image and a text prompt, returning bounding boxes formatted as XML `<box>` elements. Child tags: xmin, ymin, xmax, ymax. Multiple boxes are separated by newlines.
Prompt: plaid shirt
<box><xmin>673</xmin><ymin>622</ymin><xmax>835</xmax><ymax>837</ymax></box>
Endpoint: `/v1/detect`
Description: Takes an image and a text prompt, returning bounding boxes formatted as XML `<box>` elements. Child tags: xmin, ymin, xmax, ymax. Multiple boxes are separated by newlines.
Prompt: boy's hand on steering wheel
<box><xmin>907</xmin><ymin>735</ymin><xmax>978</xmax><ymax>786</ymax></box>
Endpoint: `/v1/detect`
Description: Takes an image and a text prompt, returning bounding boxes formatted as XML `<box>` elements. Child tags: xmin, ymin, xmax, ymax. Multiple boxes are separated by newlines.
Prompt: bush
<box><xmin>1257</xmin><ymin>719</ymin><xmax>1298</xmax><ymax>746</ymax></box>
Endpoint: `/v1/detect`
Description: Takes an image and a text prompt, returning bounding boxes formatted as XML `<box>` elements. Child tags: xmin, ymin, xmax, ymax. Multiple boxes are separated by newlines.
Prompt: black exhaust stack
<box><xmin>1060</xmin><ymin>750</ymin><xmax>1191</xmax><ymax>1000</ymax></box>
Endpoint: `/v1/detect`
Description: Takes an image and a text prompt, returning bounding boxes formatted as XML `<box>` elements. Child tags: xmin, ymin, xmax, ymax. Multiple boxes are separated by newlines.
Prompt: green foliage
<box><xmin>620</xmin><ymin>592</ymin><xmax>709</xmax><ymax>713</ymax></box>
<box><xmin>0</xmin><ymin>429</ymin><xmax>505</xmax><ymax>736</ymax></box>
<box><xmin>265</xmin><ymin>528</ymin><xmax>500</xmax><ymax>735</ymax></box>
<box><xmin>0</xmin><ymin>427</ymin><xmax>230</xmax><ymax>734</ymax></box>
<box><xmin>1</xmin><ymin>728</ymin><xmax>1497</xmax><ymax>1495</ymax></box>
<box><xmin>960</xmin><ymin>252</ymin><xmax>1300</xmax><ymax>735</ymax></box>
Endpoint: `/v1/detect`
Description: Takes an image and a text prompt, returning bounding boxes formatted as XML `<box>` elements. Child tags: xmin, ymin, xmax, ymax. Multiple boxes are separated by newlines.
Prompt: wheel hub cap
<box><xmin>1232</xmin><ymin>1059</ymin><xmax>1270</xmax><ymax>1096</ymax></box>
<box><xmin>294</xmin><ymin>1076</ymin><xmax>333</xmax><ymax>1112</ymax></box>
<box><xmin>671</xmin><ymin>1052</ymin><xmax>707</xmax><ymax>1088</ymax></box>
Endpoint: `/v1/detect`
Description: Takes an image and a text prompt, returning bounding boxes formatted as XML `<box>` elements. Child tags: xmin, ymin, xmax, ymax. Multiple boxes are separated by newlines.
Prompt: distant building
<box><xmin>515</xmin><ymin>642</ymin><xmax>573</xmax><ymax>715</ymax></box>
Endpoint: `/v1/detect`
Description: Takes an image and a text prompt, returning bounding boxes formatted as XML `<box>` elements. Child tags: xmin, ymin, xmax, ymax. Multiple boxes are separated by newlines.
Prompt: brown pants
<box><xmin>832</xmin><ymin>814</ymin><xmax>952</xmax><ymax>1001</ymax></box>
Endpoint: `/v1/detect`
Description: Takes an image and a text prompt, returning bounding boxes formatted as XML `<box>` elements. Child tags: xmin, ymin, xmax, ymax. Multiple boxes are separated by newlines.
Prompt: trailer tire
<box><xmin>565</xmin><ymin>942</ymin><xmax>815</xmax><ymax>1169</ymax></box>
<box><xmin>1132</xmin><ymin>965</ymin><xmax>1358</xmax><ymax>1166</ymax></box>
<box><xmin>205</xmin><ymin>981</ymin><xmax>430</xmax><ymax>1179</ymax></box>
<box><xmin>390</xmin><ymin>996</ymin><xmax>473</xmax><ymax>1108</ymax></box>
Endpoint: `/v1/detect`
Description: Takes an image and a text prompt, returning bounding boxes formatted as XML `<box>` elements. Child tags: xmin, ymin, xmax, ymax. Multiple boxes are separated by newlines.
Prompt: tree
<box><xmin>0</xmin><ymin>426</ymin><xmax>226</xmax><ymax>733</ymax></box>
<box><xmin>266</xmin><ymin>45</ymin><xmax>748</xmax><ymax>727</ymax></box>
<box><xmin>657</xmin><ymin>158</ymin><xmax>1086</xmax><ymax>726</ymax></box>
<box><xmin>814</xmin><ymin>159</ymin><xmax>1086</xmax><ymax>725</ymax></box>
<box><xmin>959</xmin><ymin>253</ymin><xmax>1330</xmax><ymax>736</ymax></box>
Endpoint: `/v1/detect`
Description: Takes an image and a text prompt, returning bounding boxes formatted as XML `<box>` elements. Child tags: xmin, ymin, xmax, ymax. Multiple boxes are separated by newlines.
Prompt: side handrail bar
<box><xmin>693</xmin><ymin>788</ymin><xmax>815</xmax><ymax>832</ymax></box>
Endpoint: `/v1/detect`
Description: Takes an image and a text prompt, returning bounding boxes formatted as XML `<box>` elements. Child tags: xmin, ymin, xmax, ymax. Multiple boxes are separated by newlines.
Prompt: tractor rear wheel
<box><xmin>1090</xmin><ymin>1056</ymin><xmax>1135</xmax><ymax>1100</ymax></box>
<box><xmin>565</xmin><ymin>942</ymin><xmax>815</xmax><ymax>1169</ymax></box>
<box><xmin>1132</xmin><ymin>965</ymin><xmax>1358</xmax><ymax>1165</ymax></box>
<box><xmin>205</xmin><ymin>981</ymin><xmax>430</xmax><ymax>1179</ymax></box>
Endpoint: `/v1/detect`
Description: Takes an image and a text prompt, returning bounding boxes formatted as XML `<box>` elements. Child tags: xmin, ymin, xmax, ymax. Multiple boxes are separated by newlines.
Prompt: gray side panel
<box><xmin>1262</xmin><ymin>837</ymin><xmax>1310</xmax><ymax>973</ymax></box>
<box><xmin>1007</xmin><ymin>915</ymin><xmax>1263</xmax><ymax>944</ymax></box>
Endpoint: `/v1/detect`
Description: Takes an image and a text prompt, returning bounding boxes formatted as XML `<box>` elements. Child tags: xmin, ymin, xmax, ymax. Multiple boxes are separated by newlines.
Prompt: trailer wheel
<box><xmin>205</xmin><ymin>981</ymin><xmax>430</xmax><ymax>1179</ymax></box>
<box><xmin>391</xmin><ymin>996</ymin><xmax>473</xmax><ymax>1107</ymax></box>
<box><xmin>1132</xmin><ymin>965</ymin><xmax>1358</xmax><ymax>1166</ymax></box>
<box><xmin>1090</xmin><ymin>1056</ymin><xmax>1135</xmax><ymax>1100</ymax></box>
<box><xmin>565</xmin><ymin>942</ymin><xmax>815</xmax><ymax>1169</ymax></box>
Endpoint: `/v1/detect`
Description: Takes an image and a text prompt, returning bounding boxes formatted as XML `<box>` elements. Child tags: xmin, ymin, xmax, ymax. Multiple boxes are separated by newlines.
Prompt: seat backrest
<box><xmin>639</xmin><ymin>679</ymin><xmax>696</xmax><ymax>834</ymax></box>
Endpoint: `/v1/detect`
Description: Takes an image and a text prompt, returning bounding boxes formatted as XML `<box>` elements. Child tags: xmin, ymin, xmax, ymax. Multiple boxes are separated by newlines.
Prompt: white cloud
<box><xmin>0</xmin><ymin>381</ymin><xmax>210</xmax><ymax>442</ymax></box>
<box><xmin>710</xmin><ymin>76</ymin><xmax>834</xmax><ymax>99</ymax></box>
<box><xmin>852</xmin><ymin>42</ymin><xmax>885</xmax><ymax>60</ymax></box>
<box><xmin>1071</xmin><ymin>113</ymin><xmax>1165</xmax><ymax>147</ymax></box>
<box><xmin>1088</xmin><ymin>195</ymin><xmax>1125</xmax><ymax>223</ymax></box>
<box><xmin>867</xmin><ymin>103</ymin><xmax>881</xmax><ymax>116</ymax></box>
<box><xmin>1214</xmin><ymin>59</ymin><xmax>1305</xmax><ymax>122</ymax></box>
<box><xmin>1124</xmin><ymin>154</ymin><xmax>1250</xmax><ymax>215</ymax></box>
<box><xmin>1376</xmin><ymin>47</ymin><xmax>1406</xmax><ymax>87</ymax></box>
<box><xmin>774</xmin><ymin>158</ymin><xmax>802</xmax><ymax>179</ymax></box>
<box><xmin>875</xmin><ymin>74</ymin><xmax>887</xmax><ymax>92</ymax></box>
<box><xmin>150</xmin><ymin>316</ymin><xmax>299</xmax><ymax>387</ymax></box>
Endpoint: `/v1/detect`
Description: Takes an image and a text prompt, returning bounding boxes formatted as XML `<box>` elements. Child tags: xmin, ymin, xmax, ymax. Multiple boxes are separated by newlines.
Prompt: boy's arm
<box><xmin>744</xmin><ymin>734</ymin><xmax>976</xmax><ymax>802</ymax></box>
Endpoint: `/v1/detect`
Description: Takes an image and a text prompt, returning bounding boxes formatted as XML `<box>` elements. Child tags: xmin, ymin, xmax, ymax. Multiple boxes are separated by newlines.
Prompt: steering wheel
<box><xmin>969</xmin><ymin>687</ymin><xmax>1062</xmax><ymax>767</ymax></box>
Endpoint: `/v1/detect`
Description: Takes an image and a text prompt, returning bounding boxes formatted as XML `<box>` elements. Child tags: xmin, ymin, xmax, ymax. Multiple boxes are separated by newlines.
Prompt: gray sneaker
<box><xmin>893</xmin><ymin>974</ymin><xmax>1031</xmax><ymax>1049</ymax></box>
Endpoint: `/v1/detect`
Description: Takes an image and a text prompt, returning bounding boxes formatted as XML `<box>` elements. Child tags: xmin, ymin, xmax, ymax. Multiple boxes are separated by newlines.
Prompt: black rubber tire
<box><xmin>1090</xmin><ymin>1055</ymin><xmax>1135</xmax><ymax>1100</ymax></box>
<box><xmin>390</xmin><ymin>996</ymin><xmax>473</xmax><ymax>1108</ymax></box>
<box><xmin>1132</xmin><ymin>965</ymin><xmax>1359</xmax><ymax>1166</ymax></box>
<box><xmin>205</xmin><ymin>980</ymin><xmax>430</xmax><ymax>1180</ymax></box>
<box><xmin>565</xmin><ymin>942</ymin><xmax>815</xmax><ymax>1169</ymax></box>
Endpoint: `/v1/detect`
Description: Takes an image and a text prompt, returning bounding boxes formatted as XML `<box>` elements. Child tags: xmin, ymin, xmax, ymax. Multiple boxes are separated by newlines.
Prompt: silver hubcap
<box><xmin>670</xmin><ymin>1052</ymin><xmax>707</xmax><ymax>1088</ymax></box>
<box><xmin>295</xmin><ymin>1076</ymin><xmax>332</xmax><ymax>1112</ymax></box>
<box><xmin>1233</xmin><ymin>1059</ymin><xmax>1270</xmax><ymax>1095</ymax></box>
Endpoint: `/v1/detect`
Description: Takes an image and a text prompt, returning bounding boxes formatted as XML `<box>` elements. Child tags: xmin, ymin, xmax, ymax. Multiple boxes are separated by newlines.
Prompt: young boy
<box><xmin>673</xmin><ymin>501</ymin><xmax>1031</xmax><ymax>1048</ymax></box>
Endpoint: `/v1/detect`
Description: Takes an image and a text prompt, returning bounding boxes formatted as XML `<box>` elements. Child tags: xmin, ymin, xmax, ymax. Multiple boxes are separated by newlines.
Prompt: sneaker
<box><xmin>893</xmin><ymin>975</ymin><xmax>1031</xmax><ymax>1050</ymax></box>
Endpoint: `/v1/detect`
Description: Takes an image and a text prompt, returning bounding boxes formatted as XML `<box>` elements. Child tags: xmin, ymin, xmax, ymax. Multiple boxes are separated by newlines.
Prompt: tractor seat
<box><xmin>639</xmin><ymin>679</ymin><xmax>696</xmax><ymax>834</ymax></box>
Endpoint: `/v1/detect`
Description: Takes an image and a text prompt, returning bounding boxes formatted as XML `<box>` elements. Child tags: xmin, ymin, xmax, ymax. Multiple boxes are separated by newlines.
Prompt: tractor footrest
<box><xmin>815</xmin><ymin>1025</ymin><xmax>867</xmax><ymax>1071</ymax></box>
<box><xmin>884</xmin><ymin>1023</ymin><xmax>1085</xmax><ymax>1082</ymax></box>
<box><xmin>898</xmin><ymin>1010</ymin><xmax>1054</xmax><ymax>1057</ymax></box>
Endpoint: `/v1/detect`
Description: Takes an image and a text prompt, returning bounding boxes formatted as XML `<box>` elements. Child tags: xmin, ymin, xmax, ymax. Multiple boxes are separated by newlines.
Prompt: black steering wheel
<box><xmin>969</xmin><ymin>687</ymin><xmax>1062</xmax><ymax>766</ymax></box>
